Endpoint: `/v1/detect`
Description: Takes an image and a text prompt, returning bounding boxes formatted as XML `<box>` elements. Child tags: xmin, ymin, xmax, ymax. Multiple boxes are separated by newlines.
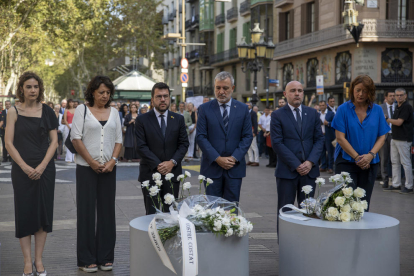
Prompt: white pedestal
<box><xmin>279</xmin><ymin>212</ymin><xmax>400</xmax><ymax>276</ymax></box>
<box><xmin>130</xmin><ymin>215</ymin><xmax>249</xmax><ymax>276</ymax></box>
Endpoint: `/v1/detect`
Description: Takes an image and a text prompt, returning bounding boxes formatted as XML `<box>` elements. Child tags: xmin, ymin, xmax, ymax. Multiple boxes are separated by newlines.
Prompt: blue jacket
<box><xmin>271</xmin><ymin>104</ymin><xmax>325</xmax><ymax>179</ymax></box>
<box><xmin>324</xmin><ymin>110</ymin><xmax>336</xmax><ymax>142</ymax></box>
<box><xmin>196</xmin><ymin>99</ymin><xmax>253</xmax><ymax>179</ymax></box>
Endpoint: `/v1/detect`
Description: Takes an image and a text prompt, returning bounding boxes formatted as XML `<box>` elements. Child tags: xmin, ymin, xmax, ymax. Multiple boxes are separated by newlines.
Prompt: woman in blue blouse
<box><xmin>331</xmin><ymin>75</ymin><xmax>390</xmax><ymax>209</ymax></box>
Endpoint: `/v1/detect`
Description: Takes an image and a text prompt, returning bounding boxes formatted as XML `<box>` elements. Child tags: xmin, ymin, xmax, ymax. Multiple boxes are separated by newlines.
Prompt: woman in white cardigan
<box><xmin>71</xmin><ymin>76</ymin><xmax>122</xmax><ymax>273</ymax></box>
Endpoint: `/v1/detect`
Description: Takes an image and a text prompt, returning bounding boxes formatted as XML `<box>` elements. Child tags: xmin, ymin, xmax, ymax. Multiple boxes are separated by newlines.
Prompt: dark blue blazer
<box><xmin>196</xmin><ymin>99</ymin><xmax>253</xmax><ymax>179</ymax></box>
<box><xmin>271</xmin><ymin>104</ymin><xmax>324</xmax><ymax>179</ymax></box>
<box><xmin>325</xmin><ymin>110</ymin><xmax>336</xmax><ymax>142</ymax></box>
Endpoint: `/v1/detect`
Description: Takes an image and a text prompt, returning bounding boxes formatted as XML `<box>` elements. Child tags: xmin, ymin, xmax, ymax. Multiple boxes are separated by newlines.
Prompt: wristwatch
<box><xmin>368</xmin><ymin>151</ymin><xmax>376</xmax><ymax>159</ymax></box>
<box><xmin>112</xmin><ymin>157</ymin><xmax>119</xmax><ymax>165</ymax></box>
<box><xmin>170</xmin><ymin>159</ymin><xmax>177</xmax><ymax>166</ymax></box>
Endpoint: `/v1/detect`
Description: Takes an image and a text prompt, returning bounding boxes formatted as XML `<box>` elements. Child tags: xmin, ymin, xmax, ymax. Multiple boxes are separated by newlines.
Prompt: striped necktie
<box><xmin>221</xmin><ymin>104</ymin><xmax>229</xmax><ymax>132</ymax></box>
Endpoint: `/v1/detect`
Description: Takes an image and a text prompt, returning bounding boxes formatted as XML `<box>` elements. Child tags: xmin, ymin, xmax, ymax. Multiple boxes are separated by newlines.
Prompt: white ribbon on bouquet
<box><xmin>148</xmin><ymin>202</ymin><xmax>199</xmax><ymax>276</ymax></box>
<box><xmin>279</xmin><ymin>204</ymin><xmax>311</xmax><ymax>221</ymax></box>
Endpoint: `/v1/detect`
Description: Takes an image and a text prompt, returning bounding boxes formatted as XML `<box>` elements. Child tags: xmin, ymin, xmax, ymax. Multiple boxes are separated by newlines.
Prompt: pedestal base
<box><xmin>130</xmin><ymin>215</ymin><xmax>249</xmax><ymax>276</ymax></box>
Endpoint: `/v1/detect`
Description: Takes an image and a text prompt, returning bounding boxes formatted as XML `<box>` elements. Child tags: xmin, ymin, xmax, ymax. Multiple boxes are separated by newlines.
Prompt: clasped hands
<box><xmin>157</xmin><ymin>160</ymin><xmax>174</xmax><ymax>175</ymax></box>
<box><xmin>90</xmin><ymin>159</ymin><xmax>116</xmax><ymax>174</ymax></box>
<box><xmin>355</xmin><ymin>154</ymin><xmax>373</xmax><ymax>170</ymax></box>
<box><xmin>296</xmin><ymin>161</ymin><xmax>313</xmax><ymax>176</ymax></box>
<box><xmin>216</xmin><ymin>156</ymin><xmax>236</xmax><ymax>170</ymax></box>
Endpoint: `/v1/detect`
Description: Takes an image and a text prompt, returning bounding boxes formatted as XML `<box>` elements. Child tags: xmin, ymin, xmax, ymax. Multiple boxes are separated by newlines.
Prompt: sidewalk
<box><xmin>0</xmin><ymin>158</ymin><xmax>413</xmax><ymax>275</ymax></box>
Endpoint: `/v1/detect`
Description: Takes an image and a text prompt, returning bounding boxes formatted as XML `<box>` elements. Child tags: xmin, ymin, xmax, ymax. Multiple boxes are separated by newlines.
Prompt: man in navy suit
<box><xmin>319</xmin><ymin>100</ymin><xmax>335</xmax><ymax>174</ymax></box>
<box><xmin>196</xmin><ymin>71</ymin><xmax>253</xmax><ymax>202</ymax></box>
<box><xmin>271</xmin><ymin>81</ymin><xmax>324</xmax><ymax>237</ymax></box>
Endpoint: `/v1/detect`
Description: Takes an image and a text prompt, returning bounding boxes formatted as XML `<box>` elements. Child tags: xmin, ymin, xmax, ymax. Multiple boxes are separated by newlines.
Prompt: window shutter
<box><xmin>222</xmin><ymin>32</ymin><xmax>225</xmax><ymax>52</ymax></box>
<box><xmin>409</xmin><ymin>0</ymin><xmax>414</xmax><ymax>19</ymax></box>
<box><xmin>301</xmin><ymin>4</ymin><xmax>307</xmax><ymax>35</ymax></box>
<box><xmin>388</xmin><ymin>0</ymin><xmax>399</xmax><ymax>20</ymax></box>
<box><xmin>314</xmin><ymin>0</ymin><xmax>319</xmax><ymax>31</ymax></box>
<box><xmin>244</xmin><ymin>22</ymin><xmax>251</xmax><ymax>44</ymax></box>
<box><xmin>289</xmin><ymin>10</ymin><xmax>294</xmax><ymax>39</ymax></box>
<box><xmin>279</xmin><ymin>12</ymin><xmax>286</xmax><ymax>42</ymax></box>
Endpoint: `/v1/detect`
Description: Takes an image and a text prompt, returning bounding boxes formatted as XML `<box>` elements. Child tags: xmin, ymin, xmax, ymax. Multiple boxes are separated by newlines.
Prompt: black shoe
<box><xmin>399</xmin><ymin>187</ymin><xmax>414</xmax><ymax>194</ymax></box>
<box><xmin>383</xmin><ymin>186</ymin><xmax>401</xmax><ymax>192</ymax></box>
<box><xmin>382</xmin><ymin>181</ymin><xmax>389</xmax><ymax>189</ymax></box>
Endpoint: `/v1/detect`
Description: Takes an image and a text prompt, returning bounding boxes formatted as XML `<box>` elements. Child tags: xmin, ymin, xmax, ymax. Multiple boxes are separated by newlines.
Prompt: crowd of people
<box><xmin>6</xmin><ymin>69</ymin><xmax>414</xmax><ymax>276</ymax></box>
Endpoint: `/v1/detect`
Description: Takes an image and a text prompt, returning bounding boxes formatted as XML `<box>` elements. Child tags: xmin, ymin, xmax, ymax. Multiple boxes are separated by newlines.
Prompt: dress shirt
<box><xmin>320</xmin><ymin>109</ymin><xmax>328</xmax><ymax>134</ymax></box>
<box><xmin>386</xmin><ymin>102</ymin><xmax>394</xmax><ymax>133</ymax></box>
<box><xmin>259</xmin><ymin>114</ymin><xmax>271</xmax><ymax>130</ymax></box>
<box><xmin>329</xmin><ymin>105</ymin><xmax>336</xmax><ymax>114</ymax></box>
<box><xmin>154</xmin><ymin>108</ymin><xmax>168</xmax><ymax>128</ymax></box>
<box><xmin>287</xmin><ymin>103</ymin><xmax>302</xmax><ymax>121</ymax></box>
<box><xmin>218</xmin><ymin>98</ymin><xmax>232</xmax><ymax>117</ymax></box>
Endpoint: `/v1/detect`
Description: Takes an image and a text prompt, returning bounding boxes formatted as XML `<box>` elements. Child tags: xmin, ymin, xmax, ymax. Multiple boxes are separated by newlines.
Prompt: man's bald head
<box><xmin>283</xmin><ymin>81</ymin><xmax>304</xmax><ymax>107</ymax></box>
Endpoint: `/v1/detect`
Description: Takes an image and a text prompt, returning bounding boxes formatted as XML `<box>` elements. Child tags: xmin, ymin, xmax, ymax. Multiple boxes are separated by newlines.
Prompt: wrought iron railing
<box><xmin>239</xmin><ymin>0</ymin><xmax>250</xmax><ymax>15</ymax></box>
<box><xmin>226</xmin><ymin>7</ymin><xmax>238</xmax><ymax>22</ymax></box>
<box><xmin>211</xmin><ymin>47</ymin><xmax>238</xmax><ymax>64</ymax></box>
<box><xmin>215</xmin><ymin>14</ymin><xmax>225</xmax><ymax>26</ymax></box>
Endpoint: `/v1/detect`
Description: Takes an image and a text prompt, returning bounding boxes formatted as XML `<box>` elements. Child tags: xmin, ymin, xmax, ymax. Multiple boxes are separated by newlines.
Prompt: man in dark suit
<box><xmin>327</xmin><ymin>96</ymin><xmax>336</xmax><ymax>113</ymax></box>
<box><xmin>271</xmin><ymin>81</ymin><xmax>324</xmax><ymax>237</ymax></box>
<box><xmin>379</xmin><ymin>91</ymin><xmax>396</xmax><ymax>188</ymax></box>
<box><xmin>135</xmin><ymin>82</ymin><xmax>189</xmax><ymax>214</ymax></box>
<box><xmin>197</xmin><ymin>71</ymin><xmax>253</xmax><ymax>203</ymax></box>
<box><xmin>59</xmin><ymin>99</ymin><xmax>67</xmax><ymax>114</ymax></box>
<box><xmin>246</xmin><ymin>102</ymin><xmax>259</xmax><ymax>166</ymax></box>
<box><xmin>319</xmin><ymin>101</ymin><xmax>335</xmax><ymax>174</ymax></box>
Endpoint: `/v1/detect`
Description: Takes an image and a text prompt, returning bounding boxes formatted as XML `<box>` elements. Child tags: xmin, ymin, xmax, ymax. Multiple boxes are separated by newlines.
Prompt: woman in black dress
<box><xmin>123</xmin><ymin>103</ymin><xmax>139</xmax><ymax>161</ymax></box>
<box><xmin>5</xmin><ymin>72</ymin><xmax>58</xmax><ymax>276</ymax></box>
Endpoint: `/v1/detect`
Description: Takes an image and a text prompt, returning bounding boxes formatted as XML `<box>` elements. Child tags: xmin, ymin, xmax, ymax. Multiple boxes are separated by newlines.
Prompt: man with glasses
<box><xmin>384</xmin><ymin>88</ymin><xmax>414</xmax><ymax>194</ymax></box>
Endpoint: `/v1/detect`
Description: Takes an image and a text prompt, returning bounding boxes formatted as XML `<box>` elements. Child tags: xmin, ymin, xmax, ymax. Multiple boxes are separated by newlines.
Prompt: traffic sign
<box><xmin>181</xmin><ymin>68</ymin><xmax>188</xmax><ymax>73</ymax></box>
<box><xmin>182</xmin><ymin>83</ymin><xmax>188</xmax><ymax>87</ymax></box>
<box><xmin>181</xmin><ymin>58</ymin><xmax>189</xmax><ymax>69</ymax></box>
<box><xmin>180</xmin><ymin>73</ymin><xmax>189</xmax><ymax>83</ymax></box>
<box><xmin>316</xmin><ymin>75</ymin><xmax>324</xmax><ymax>95</ymax></box>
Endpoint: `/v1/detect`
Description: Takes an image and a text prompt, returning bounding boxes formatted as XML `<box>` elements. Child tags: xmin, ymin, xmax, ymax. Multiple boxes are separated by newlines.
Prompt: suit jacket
<box><xmin>250</xmin><ymin>110</ymin><xmax>258</xmax><ymax>136</ymax></box>
<box><xmin>0</xmin><ymin>110</ymin><xmax>5</xmax><ymax>135</ymax></box>
<box><xmin>135</xmin><ymin>109</ymin><xmax>189</xmax><ymax>182</ymax></box>
<box><xmin>327</xmin><ymin>105</ymin><xmax>336</xmax><ymax>113</ymax></box>
<box><xmin>271</xmin><ymin>104</ymin><xmax>324</xmax><ymax>179</ymax></box>
<box><xmin>380</xmin><ymin>102</ymin><xmax>397</xmax><ymax>118</ymax></box>
<box><xmin>59</xmin><ymin>107</ymin><xmax>65</xmax><ymax>115</ymax></box>
<box><xmin>324</xmin><ymin>110</ymin><xmax>336</xmax><ymax>142</ymax></box>
<box><xmin>196</xmin><ymin>99</ymin><xmax>253</xmax><ymax>179</ymax></box>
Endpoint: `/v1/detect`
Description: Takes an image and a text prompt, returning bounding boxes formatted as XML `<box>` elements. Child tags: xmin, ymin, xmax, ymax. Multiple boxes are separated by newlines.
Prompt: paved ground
<box><xmin>0</xmin><ymin>157</ymin><xmax>413</xmax><ymax>275</ymax></box>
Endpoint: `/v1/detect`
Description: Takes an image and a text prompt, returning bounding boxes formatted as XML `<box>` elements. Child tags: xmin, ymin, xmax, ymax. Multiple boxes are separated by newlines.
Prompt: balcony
<box><xmin>185</xmin><ymin>47</ymin><xmax>203</xmax><ymax>63</ymax></box>
<box><xmin>239</xmin><ymin>0</ymin><xmax>250</xmax><ymax>16</ymax></box>
<box><xmin>273</xmin><ymin>19</ymin><xmax>414</xmax><ymax>60</ymax></box>
<box><xmin>162</xmin><ymin>16</ymin><xmax>168</xmax><ymax>25</ymax></box>
<box><xmin>226</xmin><ymin>7</ymin><xmax>238</xmax><ymax>22</ymax></box>
<box><xmin>185</xmin><ymin>19</ymin><xmax>192</xmax><ymax>29</ymax></box>
<box><xmin>186</xmin><ymin>0</ymin><xmax>197</xmax><ymax>3</ymax></box>
<box><xmin>168</xmin><ymin>10</ymin><xmax>175</xmax><ymax>21</ymax></box>
<box><xmin>274</xmin><ymin>0</ymin><xmax>294</xmax><ymax>8</ymax></box>
<box><xmin>211</xmin><ymin>47</ymin><xmax>238</xmax><ymax>64</ymax></box>
<box><xmin>215</xmin><ymin>14</ymin><xmax>225</xmax><ymax>27</ymax></box>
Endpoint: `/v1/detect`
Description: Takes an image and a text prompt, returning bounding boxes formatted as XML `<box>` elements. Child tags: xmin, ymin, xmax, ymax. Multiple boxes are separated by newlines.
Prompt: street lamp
<box><xmin>342</xmin><ymin>0</ymin><xmax>364</xmax><ymax>46</ymax></box>
<box><xmin>237</xmin><ymin>23</ymin><xmax>275</xmax><ymax>106</ymax></box>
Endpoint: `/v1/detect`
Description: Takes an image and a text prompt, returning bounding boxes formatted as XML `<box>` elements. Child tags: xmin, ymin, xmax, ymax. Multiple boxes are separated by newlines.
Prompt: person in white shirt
<box><xmin>71</xmin><ymin>76</ymin><xmax>122</xmax><ymax>273</ymax></box>
<box><xmin>258</xmin><ymin>106</ymin><xmax>271</xmax><ymax>159</ymax></box>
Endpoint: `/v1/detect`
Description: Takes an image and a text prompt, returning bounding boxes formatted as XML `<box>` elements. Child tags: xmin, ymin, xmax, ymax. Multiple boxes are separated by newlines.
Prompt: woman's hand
<box><xmin>356</xmin><ymin>154</ymin><xmax>373</xmax><ymax>170</ymax></box>
<box><xmin>21</xmin><ymin>164</ymin><xmax>36</xmax><ymax>180</ymax></box>
<box><xmin>90</xmin><ymin>160</ymin><xmax>105</xmax><ymax>174</ymax></box>
<box><xmin>102</xmin><ymin>159</ymin><xmax>116</xmax><ymax>173</ymax></box>
<box><xmin>28</xmin><ymin>163</ymin><xmax>47</xmax><ymax>180</ymax></box>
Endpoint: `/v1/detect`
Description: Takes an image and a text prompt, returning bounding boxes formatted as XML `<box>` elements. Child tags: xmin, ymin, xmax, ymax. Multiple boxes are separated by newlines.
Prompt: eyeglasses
<box><xmin>155</xmin><ymin>95</ymin><xmax>170</xmax><ymax>100</ymax></box>
<box><xmin>395</xmin><ymin>94</ymin><xmax>405</xmax><ymax>97</ymax></box>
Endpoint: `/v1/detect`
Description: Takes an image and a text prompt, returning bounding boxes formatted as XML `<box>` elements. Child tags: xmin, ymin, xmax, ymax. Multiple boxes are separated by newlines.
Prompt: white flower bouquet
<box><xmin>301</xmin><ymin>172</ymin><xmax>368</xmax><ymax>222</ymax></box>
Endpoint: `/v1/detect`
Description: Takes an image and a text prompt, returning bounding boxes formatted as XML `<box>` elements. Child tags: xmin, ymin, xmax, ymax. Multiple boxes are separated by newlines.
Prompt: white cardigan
<box><xmin>70</xmin><ymin>105</ymin><xmax>123</xmax><ymax>166</ymax></box>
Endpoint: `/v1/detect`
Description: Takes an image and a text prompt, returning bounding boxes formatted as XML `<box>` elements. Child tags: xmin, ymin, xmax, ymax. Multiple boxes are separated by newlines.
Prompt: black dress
<box><xmin>124</xmin><ymin>113</ymin><xmax>139</xmax><ymax>160</ymax></box>
<box><xmin>12</xmin><ymin>104</ymin><xmax>58</xmax><ymax>238</ymax></box>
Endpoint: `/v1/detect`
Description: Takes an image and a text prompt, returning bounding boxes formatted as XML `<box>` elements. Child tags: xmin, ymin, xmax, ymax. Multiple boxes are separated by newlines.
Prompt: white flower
<box><xmin>328</xmin><ymin>176</ymin><xmax>336</xmax><ymax>182</ymax></box>
<box><xmin>334</xmin><ymin>196</ymin><xmax>346</xmax><ymax>207</ymax></box>
<box><xmin>213</xmin><ymin>220</ymin><xmax>222</xmax><ymax>231</ymax></box>
<box><xmin>152</xmin><ymin>172</ymin><xmax>161</xmax><ymax>181</ymax></box>
<box><xmin>341</xmin><ymin>172</ymin><xmax>350</xmax><ymax>178</ymax></box>
<box><xmin>301</xmin><ymin>185</ymin><xmax>313</xmax><ymax>195</ymax></box>
<box><xmin>177</xmin><ymin>174</ymin><xmax>184</xmax><ymax>181</ymax></box>
<box><xmin>351</xmin><ymin>202</ymin><xmax>364</xmax><ymax>213</ymax></box>
<box><xmin>315</xmin><ymin>177</ymin><xmax>325</xmax><ymax>186</ymax></box>
<box><xmin>183</xmin><ymin>182</ymin><xmax>192</xmax><ymax>190</ymax></box>
<box><xmin>326</xmin><ymin>215</ymin><xmax>336</xmax><ymax>221</ymax></box>
<box><xmin>164</xmin><ymin>193</ymin><xmax>175</xmax><ymax>205</ymax></box>
<box><xmin>221</xmin><ymin>217</ymin><xmax>231</xmax><ymax>227</ymax></box>
<box><xmin>345</xmin><ymin>177</ymin><xmax>353</xmax><ymax>184</ymax></box>
<box><xmin>149</xmin><ymin>186</ymin><xmax>160</xmax><ymax>196</ymax></box>
<box><xmin>165</xmin><ymin>173</ymin><xmax>174</xmax><ymax>181</ymax></box>
<box><xmin>198</xmin><ymin>175</ymin><xmax>206</xmax><ymax>181</ymax></box>
<box><xmin>194</xmin><ymin>205</ymin><xmax>204</xmax><ymax>212</ymax></box>
<box><xmin>342</xmin><ymin>187</ymin><xmax>354</xmax><ymax>198</ymax></box>
<box><xmin>350</xmin><ymin>212</ymin><xmax>355</xmax><ymax>221</ymax></box>
<box><xmin>339</xmin><ymin>212</ymin><xmax>351</xmax><ymax>222</ymax></box>
<box><xmin>155</xmin><ymin>180</ymin><xmax>163</xmax><ymax>187</ymax></box>
<box><xmin>206</xmin><ymin>178</ymin><xmax>213</xmax><ymax>184</ymax></box>
<box><xmin>225</xmin><ymin>228</ymin><xmax>234</xmax><ymax>237</ymax></box>
<box><xmin>340</xmin><ymin>204</ymin><xmax>351</xmax><ymax>213</ymax></box>
<box><xmin>141</xmin><ymin>180</ymin><xmax>150</xmax><ymax>188</ymax></box>
<box><xmin>185</xmin><ymin>171</ymin><xmax>191</xmax><ymax>177</ymax></box>
<box><xmin>327</xmin><ymin>207</ymin><xmax>339</xmax><ymax>218</ymax></box>
<box><xmin>360</xmin><ymin>200</ymin><xmax>368</xmax><ymax>210</ymax></box>
<box><xmin>354</xmin><ymin>187</ymin><xmax>366</xmax><ymax>198</ymax></box>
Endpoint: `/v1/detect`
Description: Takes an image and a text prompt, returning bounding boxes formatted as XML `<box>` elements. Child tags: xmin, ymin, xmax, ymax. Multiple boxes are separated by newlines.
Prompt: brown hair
<box><xmin>129</xmin><ymin>103</ymin><xmax>138</xmax><ymax>112</ymax></box>
<box><xmin>16</xmin><ymin>71</ymin><xmax>45</xmax><ymax>103</ymax></box>
<box><xmin>349</xmin><ymin>75</ymin><xmax>376</xmax><ymax>107</ymax></box>
<box><xmin>84</xmin><ymin>76</ymin><xmax>115</xmax><ymax>108</ymax></box>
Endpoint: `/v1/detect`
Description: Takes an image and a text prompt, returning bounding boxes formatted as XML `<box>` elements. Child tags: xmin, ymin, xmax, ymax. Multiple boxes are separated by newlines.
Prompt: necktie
<box><xmin>294</xmin><ymin>107</ymin><xmax>302</xmax><ymax>133</ymax></box>
<box><xmin>389</xmin><ymin>105</ymin><xmax>393</xmax><ymax>119</ymax></box>
<box><xmin>160</xmin><ymin>114</ymin><xmax>166</xmax><ymax>137</ymax></box>
<box><xmin>221</xmin><ymin>104</ymin><xmax>229</xmax><ymax>132</ymax></box>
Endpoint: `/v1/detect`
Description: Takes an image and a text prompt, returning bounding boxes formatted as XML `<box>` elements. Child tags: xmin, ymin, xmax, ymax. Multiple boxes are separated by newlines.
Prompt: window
<box><xmin>286</xmin><ymin>12</ymin><xmax>291</xmax><ymax>39</ymax></box>
<box><xmin>279</xmin><ymin>10</ymin><xmax>294</xmax><ymax>42</ymax></box>
<box><xmin>216</xmin><ymin>33</ymin><xmax>224</xmax><ymax>53</ymax></box>
<box><xmin>301</xmin><ymin>2</ymin><xmax>319</xmax><ymax>35</ymax></box>
<box><xmin>387</xmin><ymin>0</ymin><xmax>413</xmax><ymax>20</ymax></box>
<box><xmin>229</xmin><ymin>27</ymin><xmax>237</xmax><ymax>49</ymax></box>
<box><xmin>243</xmin><ymin>22</ymin><xmax>251</xmax><ymax>44</ymax></box>
<box><xmin>381</xmin><ymin>48</ymin><xmax>412</xmax><ymax>83</ymax></box>
<box><xmin>308</xmin><ymin>2</ymin><xmax>315</xmax><ymax>32</ymax></box>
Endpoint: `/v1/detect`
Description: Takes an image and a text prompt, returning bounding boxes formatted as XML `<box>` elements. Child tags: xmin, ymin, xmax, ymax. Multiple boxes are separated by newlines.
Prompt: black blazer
<box><xmin>135</xmin><ymin>109</ymin><xmax>189</xmax><ymax>182</ymax></box>
<box><xmin>250</xmin><ymin>110</ymin><xmax>258</xmax><ymax>136</ymax></box>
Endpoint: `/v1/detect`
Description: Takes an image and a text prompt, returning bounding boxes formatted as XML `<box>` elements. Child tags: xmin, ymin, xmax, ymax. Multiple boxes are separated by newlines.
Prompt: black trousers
<box><xmin>276</xmin><ymin>175</ymin><xmax>316</xmax><ymax>241</ymax></box>
<box><xmin>141</xmin><ymin>179</ymin><xmax>180</xmax><ymax>215</ymax></box>
<box><xmin>1</xmin><ymin>133</ymin><xmax>7</xmax><ymax>161</ymax></box>
<box><xmin>267</xmin><ymin>146</ymin><xmax>277</xmax><ymax>167</ymax></box>
<box><xmin>76</xmin><ymin>165</ymin><xmax>116</xmax><ymax>267</ymax></box>
<box><xmin>335</xmin><ymin>154</ymin><xmax>378</xmax><ymax>211</ymax></box>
